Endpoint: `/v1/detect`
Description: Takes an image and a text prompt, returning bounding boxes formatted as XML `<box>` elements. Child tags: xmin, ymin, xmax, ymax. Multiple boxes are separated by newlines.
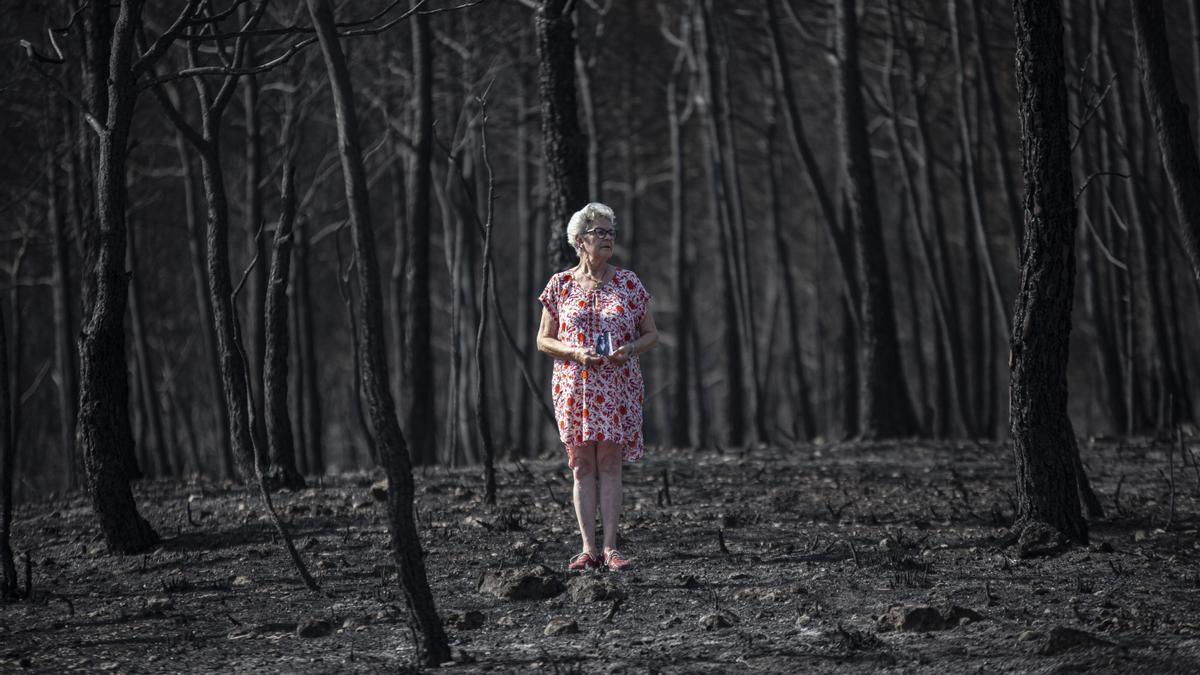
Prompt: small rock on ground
<box><xmin>1017</xmin><ymin>522</ymin><xmax>1068</xmax><ymax>558</ymax></box>
<box><xmin>369</xmin><ymin>479</ymin><xmax>388</xmax><ymax>502</ymax></box>
<box><xmin>445</xmin><ymin>609</ymin><xmax>485</xmax><ymax>630</ymax></box>
<box><xmin>567</xmin><ymin>576</ymin><xmax>626</xmax><ymax>603</ymax></box>
<box><xmin>296</xmin><ymin>619</ymin><xmax>333</xmax><ymax>639</ymax></box>
<box><xmin>544</xmin><ymin>617</ymin><xmax>579</xmax><ymax>636</ymax></box>
<box><xmin>1039</xmin><ymin>626</ymin><xmax>1115</xmax><ymax>655</ymax></box>
<box><xmin>699</xmin><ymin>611</ymin><xmax>736</xmax><ymax>631</ymax></box>
<box><xmin>478</xmin><ymin>565</ymin><xmax>565</xmax><ymax>601</ymax></box>
<box><xmin>877</xmin><ymin>605</ymin><xmax>946</xmax><ymax>632</ymax></box>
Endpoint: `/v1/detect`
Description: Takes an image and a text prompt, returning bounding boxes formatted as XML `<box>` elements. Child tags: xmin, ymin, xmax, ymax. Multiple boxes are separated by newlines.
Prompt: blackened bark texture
<box><xmin>834</xmin><ymin>0</ymin><xmax>919</xmax><ymax>439</ymax></box>
<box><xmin>78</xmin><ymin>0</ymin><xmax>158</xmax><ymax>554</ymax></box>
<box><xmin>667</xmin><ymin>43</ymin><xmax>694</xmax><ymax>448</ymax></box>
<box><xmin>0</xmin><ymin>304</ymin><xmax>15</xmax><ymax>599</ymax></box>
<box><xmin>403</xmin><ymin>7</ymin><xmax>436</xmax><ymax>466</ymax></box>
<box><xmin>1009</xmin><ymin>0</ymin><xmax>1088</xmax><ymax>545</ymax></box>
<box><xmin>475</xmin><ymin>107</ymin><xmax>498</xmax><ymax>504</ymax></box>
<box><xmin>306</xmin><ymin>0</ymin><xmax>449</xmax><ymax>664</ymax></box>
<box><xmin>199</xmin><ymin>134</ymin><xmax>256</xmax><ymax>480</ymax></box>
<box><xmin>242</xmin><ymin>68</ymin><xmax>268</xmax><ymax>451</ymax></box>
<box><xmin>294</xmin><ymin>220</ymin><xmax>324</xmax><ymax>475</ymax></box>
<box><xmin>389</xmin><ymin>135</ymin><xmax>407</xmax><ymax>412</ymax></box>
<box><xmin>1131</xmin><ymin>0</ymin><xmax>1200</xmax><ymax>286</ymax></box>
<box><xmin>536</xmin><ymin>0</ymin><xmax>589</xmax><ymax>269</ymax></box>
<box><xmin>264</xmin><ymin>159</ymin><xmax>304</xmax><ymax>490</ymax></box>
<box><xmin>175</xmin><ymin>132</ymin><xmax>234</xmax><ymax>477</ymax></box>
<box><xmin>49</xmin><ymin>150</ymin><xmax>79</xmax><ymax>488</ymax></box>
<box><xmin>513</xmin><ymin>62</ymin><xmax>534</xmax><ymax>454</ymax></box>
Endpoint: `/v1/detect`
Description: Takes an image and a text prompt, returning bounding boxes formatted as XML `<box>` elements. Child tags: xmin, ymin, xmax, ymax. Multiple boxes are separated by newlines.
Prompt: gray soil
<box><xmin>2</xmin><ymin>439</ymin><xmax>1199</xmax><ymax>673</ymax></box>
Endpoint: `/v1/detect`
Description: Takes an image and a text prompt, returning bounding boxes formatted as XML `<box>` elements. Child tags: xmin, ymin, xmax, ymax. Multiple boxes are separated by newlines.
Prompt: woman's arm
<box><xmin>536</xmin><ymin>307</ymin><xmax>604</xmax><ymax>365</ymax></box>
<box><xmin>611</xmin><ymin>308</ymin><xmax>658</xmax><ymax>363</ymax></box>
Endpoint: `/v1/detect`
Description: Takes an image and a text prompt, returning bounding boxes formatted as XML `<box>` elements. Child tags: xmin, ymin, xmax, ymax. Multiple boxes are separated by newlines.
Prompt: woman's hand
<box><xmin>574</xmin><ymin>348</ymin><xmax>606</xmax><ymax>367</ymax></box>
<box><xmin>608</xmin><ymin>344</ymin><xmax>634</xmax><ymax>365</ymax></box>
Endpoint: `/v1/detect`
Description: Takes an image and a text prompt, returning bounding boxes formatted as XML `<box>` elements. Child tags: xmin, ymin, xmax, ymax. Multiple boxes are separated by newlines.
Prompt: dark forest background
<box><xmin>2</xmin><ymin>0</ymin><xmax>1198</xmax><ymax>499</ymax></box>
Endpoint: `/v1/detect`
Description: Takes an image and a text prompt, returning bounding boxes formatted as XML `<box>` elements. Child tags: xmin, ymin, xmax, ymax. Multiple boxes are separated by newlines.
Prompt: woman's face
<box><xmin>577</xmin><ymin>216</ymin><xmax>616</xmax><ymax>262</ymax></box>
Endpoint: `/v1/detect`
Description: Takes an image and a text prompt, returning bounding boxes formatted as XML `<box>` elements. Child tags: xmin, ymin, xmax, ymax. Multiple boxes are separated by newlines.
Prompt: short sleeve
<box><xmin>626</xmin><ymin>272</ymin><xmax>651</xmax><ymax>326</ymax></box>
<box><xmin>538</xmin><ymin>274</ymin><xmax>560</xmax><ymax>321</ymax></box>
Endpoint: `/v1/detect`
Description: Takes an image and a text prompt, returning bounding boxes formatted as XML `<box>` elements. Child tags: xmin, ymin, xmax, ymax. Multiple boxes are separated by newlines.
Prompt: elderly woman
<box><xmin>536</xmin><ymin>202</ymin><xmax>658</xmax><ymax>572</ymax></box>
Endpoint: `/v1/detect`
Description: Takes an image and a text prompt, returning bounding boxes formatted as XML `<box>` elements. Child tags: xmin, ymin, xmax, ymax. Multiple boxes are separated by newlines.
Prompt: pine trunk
<box><xmin>307</xmin><ymin>0</ymin><xmax>450</xmax><ymax>664</ymax></box>
<box><xmin>78</xmin><ymin>0</ymin><xmax>158</xmax><ymax>554</ymax></box>
<box><xmin>1009</xmin><ymin>0</ymin><xmax>1089</xmax><ymax>544</ymax></box>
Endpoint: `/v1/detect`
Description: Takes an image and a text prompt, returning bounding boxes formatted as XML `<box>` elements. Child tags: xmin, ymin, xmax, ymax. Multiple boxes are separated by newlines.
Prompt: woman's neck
<box><xmin>577</xmin><ymin>257</ymin><xmax>610</xmax><ymax>279</ymax></box>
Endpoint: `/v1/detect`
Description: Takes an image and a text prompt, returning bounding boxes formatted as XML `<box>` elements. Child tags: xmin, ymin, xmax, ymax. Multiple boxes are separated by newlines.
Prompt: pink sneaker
<box><xmin>603</xmin><ymin>549</ymin><xmax>631</xmax><ymax>571</ymax></box>
<box><xmin>568</xmin><ymin>551</ymin><xmax>600</xmax><ymax>571</ymax></box>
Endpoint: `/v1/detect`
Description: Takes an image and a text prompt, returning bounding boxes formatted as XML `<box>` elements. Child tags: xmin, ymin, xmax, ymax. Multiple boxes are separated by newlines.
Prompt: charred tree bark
<box><xmin>78</xmin><ymin>0</ymin><xmax>158</xmax><ymax>554</ymax></box>
<box><xmin>0</xmin><ymin>304</ymin><xmax>16</xmax><ymax>599</ymax></box>
<box><xmin>293</xmin><ymin>219</ymin><xmax>324</xmax><ymax>475</ymax></box>
<box><xmin>667</xmin><ymin>40</ymin><xmax>694</xmax><ymax>447</ymax></box>
<box><xmin>835</xmin><ymin>0</ymin><xmax>919</xmax><ymax>439</ymax></box>
<box><xmin>263</xmin><ymin>159</ymin><xmax>304</xmax><ymax>490</ymax></box>
<box><xmin>48</xmin><ymin>148</ymin><xmax>79</xmax><ymax>488</ymax></box>
<box><xmin>1132</xmin><ymin>0</ymin><xmax>1200</xmax><ymax>286</ymax></box>
<box><xmin>242</xmin><ymin>71</ymin><xmax>268</xmax><ymax>450</ymax></box>
<box><xmin>403</xmin><ymin>6</ymin><xmax>437</xmax><ymax>466</ymax></box>
<box><xmin>151</xmin><ymin>12</ymin><xmax>269</xmax><ymax>482</ymax></box>
<box><xmin>475</xmin><ymin>101</ymin><xmax>498</xmax><ymax>504</ymax></box>
<box><xmin>513</xmin><ymin>62</ymin><xmax>535</xmax><ymax>454</ymax></box>
<box><xmin>536</xmin><ymin>0</ymin><xmax>589</xmax><ymax>268</ymax></box>
<box><xmin>174</xmin><ymin>132</ymin><xmax>234</xmax><ymax>478</ymax></box>
<box><xmin>306</xmin><ymin>0</ymin><xmax>449</xmax><ymax>664</ymax></box>
<box><xmin>1009</xmin><ymin>0</ymin><xmax>1089</xmax><ymax>545</ymax></box>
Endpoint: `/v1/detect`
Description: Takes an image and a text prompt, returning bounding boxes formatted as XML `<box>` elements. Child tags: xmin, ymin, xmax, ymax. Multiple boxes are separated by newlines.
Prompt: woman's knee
<box><xmin>570</xmin><ymin>443</ymin><xmax>598</xmax><ymax>479</ymax></box>
<box><xmin>597</xmin><ymin>443</ymin><xmax>622</xmax><ymax>476</ymax></box>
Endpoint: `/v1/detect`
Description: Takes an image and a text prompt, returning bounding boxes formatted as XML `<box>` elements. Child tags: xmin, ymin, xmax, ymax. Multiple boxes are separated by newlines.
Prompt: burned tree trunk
<box><xmin>0</xmin><ymin>304</ymin><xmax>15</xmax><ymax>599</ymax></box>
<box><xmin>78</xmin><ymin>0</ymin><xmax>158</xmax><ymax>554</ymax></box>
<box><xmin>666</xmin><ymin>38</ymin><xmax>694</xmax><ymax>447</ymax></box>
<box><xmin>306</xmin><ymin>0</ymin><xmax>450</xmax><ymax>664</ymax></box>
<box><xmin>1009</xmin><ymin>0</ymin><xmax>1089</xmax><ymax>545</ymax></box>
<box><xmin>242</xmin><ymin>68</ymin><xmax>268</xmax><ymax>441</ymax></box>
<box><xmin>293</xmin><ymin>219</ymin><xmax>324</xmax><ymax>475</ymax></box>
<box><xmin>536</xmin><ymin>0</ymin><xmax>589</xmax><ymax>268</ymax></box>
<box><xmin>48</xmin><ymin>147</ymin><xmax>79</xmax><ymax>488</ymax></box>
<box><xmin>263</xmin><ymin>159</ymin><xmax>304</xmax><ymax>490</ymax></box>
<box><xmin>1131</xmin><ymin>0</ymin><xmax>1200</xmax><ymax>286</ymax></box>
<box><xmin>475</xmin><ymin>102</ymin><xmax>498</xmax><ymax>504</ymax></box>
<box><xmin>174</xmin><ymin>132</ymin><xmax>234</xmax><ymax>478</ymax></box>
<box><xmin>834</xmin><ymin>0</ymin><xmax>919</xmax><ymax>439</ymax></box>
<box><xmin>403</xmin><ymin>6</ymin><xmax>437</xmax><ymax>466</ymax></box>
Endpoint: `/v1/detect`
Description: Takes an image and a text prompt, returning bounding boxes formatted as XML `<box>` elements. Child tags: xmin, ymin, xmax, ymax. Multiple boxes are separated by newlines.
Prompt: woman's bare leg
<box><xmin>571</xmin><ymin>442</ymin><xmax>600</xmax><ymax>556</ymax></box>
<box><xmin>596</xmin><ymin>441</ymin><xmax>624</xmax><ymax>553</ymax></box>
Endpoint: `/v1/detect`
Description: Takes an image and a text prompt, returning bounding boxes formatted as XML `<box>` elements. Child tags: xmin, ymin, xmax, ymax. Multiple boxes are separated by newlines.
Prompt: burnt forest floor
<box><xmin>3</xmin><ymin>439</ymin><xmax>1200</xmax><ymax>673</ymax></box>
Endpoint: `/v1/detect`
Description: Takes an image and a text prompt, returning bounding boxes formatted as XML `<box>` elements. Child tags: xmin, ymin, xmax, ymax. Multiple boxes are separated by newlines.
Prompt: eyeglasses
<box><xmin>584</xmin><ymin>227</ymin><xmax>617</xmax><ymax>239</ymax></box>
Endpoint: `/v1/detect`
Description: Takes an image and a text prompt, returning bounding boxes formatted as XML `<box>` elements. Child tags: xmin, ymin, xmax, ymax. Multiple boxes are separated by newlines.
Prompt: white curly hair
<box><xmin>566</xmin><ymin>202</ymin><xmax>617</xmax><ymax>257</ymax></box>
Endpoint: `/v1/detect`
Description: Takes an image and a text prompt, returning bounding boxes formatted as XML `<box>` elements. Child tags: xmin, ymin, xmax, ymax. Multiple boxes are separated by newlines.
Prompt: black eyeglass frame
<box><xmin>583</xmin><ymin>227</ymin><xmax>618</xmax><ymax>239</ymax></box>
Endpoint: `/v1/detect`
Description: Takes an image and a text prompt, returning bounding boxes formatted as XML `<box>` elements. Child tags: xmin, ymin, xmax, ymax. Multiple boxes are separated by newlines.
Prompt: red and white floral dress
<box><xmin>539</xmin><ymin>267</ymin><xmax>650</xmax><ymax>466</ymax></box>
